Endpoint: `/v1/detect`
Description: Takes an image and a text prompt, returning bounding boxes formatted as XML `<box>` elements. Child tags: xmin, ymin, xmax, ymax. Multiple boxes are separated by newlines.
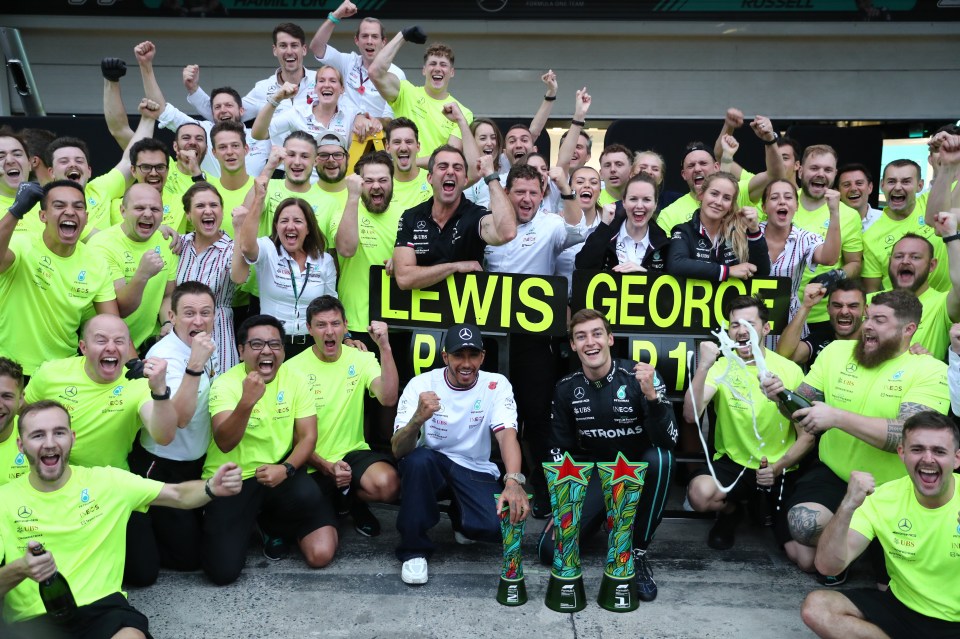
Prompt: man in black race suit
<box><xmin>539</xmin><ymin>308</ymin><xmax>678</xmax><ymax>603</ymax></box>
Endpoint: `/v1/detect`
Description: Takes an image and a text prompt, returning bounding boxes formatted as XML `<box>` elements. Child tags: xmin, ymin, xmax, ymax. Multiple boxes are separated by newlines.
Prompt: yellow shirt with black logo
<box><xmin>390</xmin><ymin>81</ymin><xmax>473</xmax><ymax>159</ymax></box>
<box><xmin>792</xmin><ymin>193</ymin><xmax>864</xmax><ymax>324</ymax></box>
<box><xmin>0</xmin><ymin>465</ymin><xmax>162</xmax><ymax>623</ymax></box>
<box><xmin>86</xmin><ymin>225</ymin><xmax>177</xmax><ymax>349</ymax></box>
<box><xmin>108</xmin><ymin>161</ymin><xmax>189</xmax><ymax>234</ymax></box>
<box><xmin>392</xmin><ymin>171</ymin><xmax>432</xmax><ymax>213</ymax></box>
<box><xmin>285</xmin><ymin>347</ymin><xmax>380</xmax><ymax>464</ymax></box>
<box><xmin>205</xmin><ymin>363</ymin><xmax>316</xmax><ymax>480</ymax></box>
<box><xmin>83</xmin><ymin>169</ymin><xmax>129</xmax><ymax>235</ymax></box>
<box><xmin>0</xmin><ymin>421</ymin><xmax>27</xmax><ymax>486</ymax></box>
<box><xmin>259</xmin><ymin>179</ymin><xmax>337</xmax><ymax>238</ymax></box>
<box><xmin>206</xmin><ymin>175</ymin><xmax>255</xmax><ymax>240</ymax></box>
<box><xmin>850</xmin><ymin>474</ymin><xmax>960</xmax><ymax>622</ymax></box>
<box><xmin>0</xmin><ymin>234</ymin><xmax>116</xmax><ymax>375</ymax></box>
<box><xmin>706</xmin><ymin>350</ymin><xmax>804</xmax><ymax>469</ymax></box>
<box><xmin>804</xmin><ymin>340</ymin><xmax>949</xmax><ymax>484</ymax></box>
<box><xmin>25</xmin><ymin>357</ymin><xmax>152</xmax><ymax>471</ymax></box>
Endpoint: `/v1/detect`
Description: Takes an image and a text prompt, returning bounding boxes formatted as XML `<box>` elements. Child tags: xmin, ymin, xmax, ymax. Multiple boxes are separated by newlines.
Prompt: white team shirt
<box><xmin>555</xmin><ymin>209</ymin><xmax>601</xmax><ymax>293</ymax></box>
<box><xmin>144</xmin><ymin>332</ymin><xmax>212</xmax><ymax>461</ymax></box>
<box><xmin>266</xmin><ymin>103</ymin><xmax>357</xmax><ymax>146</ymax></box>
<box><xmin>484</xmin><ymin>211</ymin><xmax>583</xmax><ymax>276</ymax></box>
<box><xmin>248</xmin><ymin>236</ymin><xmax>338</xmax><ymax>336</ymax></box>
<box><xmin>862</xmin><ymin>206</ymin><xmax>883</xmax><ymax>232</ymax></box>
<box><xmin>615</xmin><ymin>222</ymin><xmax>651</xmax><ymax>266</ymax></box>
<box><xmin>316</xmin><ymin>45</ymin><xmax>405</xmax><ymax>118</ymax></box>
<box><xmin>157</xmin><ymin>103</ymin><xmax>271</xmax><ymax>178</ymax></box>
<box><xmin>394</xmin><ymin>368</ymin><xmax>517</xmax><ymax>478</ymax></box>
<box><xmin>186</xmin><ymin>68</ymin><xmax>316</xmax><ymax>127</ymax></box>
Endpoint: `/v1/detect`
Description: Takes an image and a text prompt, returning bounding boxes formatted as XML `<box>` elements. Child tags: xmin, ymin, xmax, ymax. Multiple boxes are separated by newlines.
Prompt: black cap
<box><xmin>443</xmin><ymin>323</ymin><xmax>484</xmax><ymax>353</ymax></box>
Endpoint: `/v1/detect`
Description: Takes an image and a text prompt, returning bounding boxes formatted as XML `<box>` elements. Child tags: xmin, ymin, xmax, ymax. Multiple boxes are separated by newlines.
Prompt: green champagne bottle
<box><xmin>30</xmin><ymin>544</ymin><xmax>77</xmax><ymax>621</ymax></box>
<box><xmin>778</xmin><ymin>389</ymin><xmax>812</xmax><ymax>414</ymax></box>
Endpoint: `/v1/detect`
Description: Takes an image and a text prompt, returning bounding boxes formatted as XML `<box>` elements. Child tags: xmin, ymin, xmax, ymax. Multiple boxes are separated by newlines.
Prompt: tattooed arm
<box><xmin>795</xmin><ymin>400</ymin><xmax>930</xmax><ymax>453</ymax></box>
<box><xmin>814</xmin><ymin>471</ymin><xmax>873</xmax><ymax>576</ymax></box>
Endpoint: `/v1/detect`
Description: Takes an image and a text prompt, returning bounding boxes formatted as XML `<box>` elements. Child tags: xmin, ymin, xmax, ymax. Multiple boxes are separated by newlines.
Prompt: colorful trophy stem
<box><xmin>495</xmin><ymin>494</ymin><xmax>532</xmax><ymax>606</ymax></box>
<box><xmin>542</xmin><ymin>453</ymin><xmax>594</xmax><ymax>612</ymax></box>
<box><xmin>596</xmin><ymin>453</ymin><xmax>648</xmax><ymax>612</ymax></box>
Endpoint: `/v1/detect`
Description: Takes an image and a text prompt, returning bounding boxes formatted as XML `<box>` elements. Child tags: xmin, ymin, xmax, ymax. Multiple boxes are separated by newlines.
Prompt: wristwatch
<box><xmin>150</xmin><ymin>386</ymin><xmax>171</xmax><ymax>401</ymax></box>
<box><xmin>503</xmin><ymin>472</ymin><xmax>526</xmax><ymax>486</ymax></box>
<box><xmin>283</xmin><ymin>462</ymin><xmax>296</xmax><ymax>478</ymax></box>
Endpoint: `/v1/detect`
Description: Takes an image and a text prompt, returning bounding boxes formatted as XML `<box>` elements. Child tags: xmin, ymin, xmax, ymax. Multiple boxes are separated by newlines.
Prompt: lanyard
<box><xmin>358</xmin><ymin>67</ymin><xmax>367</xmax><ymax>95</ymax></box>
<box><xmin>287</xmin><ymin>259</ymin><xmax>311</xmax><ymax>326</ymax></box>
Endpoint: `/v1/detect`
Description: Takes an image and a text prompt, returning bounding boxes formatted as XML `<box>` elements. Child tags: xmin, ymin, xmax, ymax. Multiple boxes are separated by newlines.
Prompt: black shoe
<box><xmin>537</xmin><ymin>520</ymin><xmax>554</xmax><ymax>566</ymax></box>
<box><xmin>531</xmin><ymin>494</ymin><xmax>551</xmax><ymax>520</ymax></box>
<box><xmin>259</xmin><ymin>528</ymin><xmax>289</xmax><ymax>561</ymax></box>
<box><xmin>817</xmin><ymin>568</ymin><xmax>848</xmax><ymax>587</ymax></box>
<box><xmin>707</xmin><ymin>506</ymin><xmax>742</xmax><ymax>550</ymax></box>
<box><xmin>351</xmin><ymin>500</ymin><xmax>381</xmax><ymax>537</ymax></box>
<box><xmin>633</xmin><ymin>549</ymin><xmax>657</xmax><ymax>602</ymax></box>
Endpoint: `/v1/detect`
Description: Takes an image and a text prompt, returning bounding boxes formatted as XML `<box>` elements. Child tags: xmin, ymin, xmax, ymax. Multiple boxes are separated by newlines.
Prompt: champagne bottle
<box><xmin>778</xmin><ymin>388</ymin><xmax>812</xmax><ymax>414</ymax></box>
<box><xmin>755</xmin><ymin>457</ymin><xmax>774</xmax><ymax>527</ymax></box>
<box><xmin>29</xmin><ymin>544</ymin><xmax>77</xmax><ymax>621</ymax></box>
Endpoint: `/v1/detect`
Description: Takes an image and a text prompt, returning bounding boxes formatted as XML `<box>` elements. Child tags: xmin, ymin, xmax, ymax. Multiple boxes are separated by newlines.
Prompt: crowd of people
<box><xmin>0</xmin><ymin>2</ymin><xmax>958</xmax><ymax>637</ymax></box>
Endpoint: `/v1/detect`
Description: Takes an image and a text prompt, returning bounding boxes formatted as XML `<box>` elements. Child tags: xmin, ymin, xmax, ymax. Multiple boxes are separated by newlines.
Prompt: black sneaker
<box><xmin>817</xmin><ymin>568</ymin><xmax>848</xmax><ymax>587</ymax></box>
<box><xmin>260</xmin><ymin>529</ymin><xmax>288</xmax><ymax>561</ymax></box>
<box><xmin>707</xmin><ymin>505</ymin><xmax>742</xmax><ymax>550</ymax></box>
<box><xmin>351</xmin><ymin>500</ymin><xmax>381</xmax><ymax>538</ymax></box>
<box><xmin>633</xmin><ymin>549</ymin><xmax>657</xmax><ymax>602</ymax></box>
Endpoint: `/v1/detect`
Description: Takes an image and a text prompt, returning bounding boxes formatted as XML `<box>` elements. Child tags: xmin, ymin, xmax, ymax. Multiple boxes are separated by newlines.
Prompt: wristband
<box><xmin>268</xmin><ymin>97</ymin><xmax>280</xmax><ymax>108</ymax></box>
<box><xmin>184</xmin><ymin>367</ymin><xmax>203</xmax><ymax>377</ymax></box>
<box><xmin>559</xmin><ymin>192</ymin><xmax>576</xmax><ymax>200</ymax></box>
<box><xmin>943</xmin><ymin>232</ymin><xmax>960</xmax><ymax>244</ymax></box>
<box><xmin>161</xmin><ymin>320</ymin><xmax>172</xmax><ymax>327</ymax></box>
<box><xmin>283</xmin><ymin>462</ymin><xmax>296</xmax><ymax>478</ymax></box>
<box><xmin>762</xmin><ymin>132</ymin><xmax>780</xmax><ymax>146</ymax></box>
<box><xmin>483</xmin><ymin>173</ymin><xmax>500</xmax><ymax>186</ymax></box>
<box><xmin>327</xmin><ymin>12</ymin><xmax>341</xmax><ymax>24</ymax></box>
<box><xmin>191</xmin><ymin>172</ymin><xmax>206</xmax><ymax>183</ymax></box>
<box><xmin>204</xmin><ymin>479</ymin><xmax>217</xmax><ymax>500</ymax></box>
<box><xmin>570</xmin><ymin>119</ymin><xmax>586</xmax><ymax>127</ymax></box>
<box><xmin>543</xmin><ymin>95</ymin><xmax>557</xmax><ymax>102</ymax></box>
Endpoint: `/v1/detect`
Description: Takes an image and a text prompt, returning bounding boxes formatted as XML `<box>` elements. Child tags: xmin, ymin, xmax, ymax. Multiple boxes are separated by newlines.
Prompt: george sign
<box><xmin>369</xmin><ymin>266</ymin><xmax>569</xmax><ymax>337</ymax></box>
<box><xmin>571</xmin><ymin>271</ymin><xmax>792</xmax><ymax>335</ymax></box>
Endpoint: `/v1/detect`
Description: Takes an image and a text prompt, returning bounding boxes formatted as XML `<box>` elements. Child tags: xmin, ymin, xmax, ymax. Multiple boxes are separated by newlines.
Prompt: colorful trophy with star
<box><xmin>596</xmin><ymin>453</ymin><xmax>648</xmax><ymax>612</ymax></box>
<box><xmin>495</xmin><ymin>494</ymin><xmax>532</xmax><ymax>606</ymax></box>
<box><xmin>543</xmin><ymin>453</ymin><xmax>594</xmax><ymax>612</ymax></box>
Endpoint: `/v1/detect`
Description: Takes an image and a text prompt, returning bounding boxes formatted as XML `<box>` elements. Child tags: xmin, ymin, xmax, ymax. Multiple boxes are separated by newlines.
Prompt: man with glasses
<box><xmin>202</xmin><ymin>314</ymin><xmax>337</xmax><ymax>584</ymax></box>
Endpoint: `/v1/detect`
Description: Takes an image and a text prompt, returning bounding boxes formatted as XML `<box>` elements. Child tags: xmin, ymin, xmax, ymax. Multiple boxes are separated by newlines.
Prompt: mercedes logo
<box><xmin>64</xmin><ymin>386</ymin><xmax>78</xmax><ymax>398</ymax></box>
<box><xmin>459</xmin><ymin>328</ymin><xmax>473</xmax><ymax>340</ymax></box>
<box><xmin>574</xmin><ymin>387</ymin><xmax>585</xmax><ymax>400</ymax></box>
<box><xmin>845</xmin><ymin>363</ymin><xmax>857</xmax><ymax>373</ymax></box>
<box><xmin>416</xmin><ymin>220</ymin><xmax>426</xmax><ymax>229</ymax></box>
<box><xmin>897</xmin><ymin>518</ymin><xmax>912</xmax><ymax>532</ymax></box>
<box><xmin>17</xmin><ymin>506</ymin><xmax>31</xmax><ymax>518</ymax></box>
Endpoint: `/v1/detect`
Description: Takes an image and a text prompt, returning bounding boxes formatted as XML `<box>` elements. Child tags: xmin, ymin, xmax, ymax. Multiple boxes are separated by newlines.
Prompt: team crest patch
<box><xmin>348</xmin><ymin>365</ymin><xmax>356</xmax><ymax>376</ymax></box>
<box><xmin>474</xmin><ymin>400</ymin><xmax>482</xmax><ymax>410</ymax></box>
<box><xmin>112</xmin><ymin>386</ymin><xmax>123</xmax><ymax>396</ymax></box>
<box><xmin>78</xmin><ymin>271</ymin><xmax>86</xmax><ymax>282</ymax></box>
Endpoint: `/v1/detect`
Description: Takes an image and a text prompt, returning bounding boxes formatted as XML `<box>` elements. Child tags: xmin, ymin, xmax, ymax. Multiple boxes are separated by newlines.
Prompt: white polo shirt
<box><xmin>316</xmin><ymin>45</ymin><xmax>405</xmax><ymax>118</ymax></box>
<box><xmin>249</xmin><ymin>236</ymin><xmax>338</xmax><ymax>336</ymax></box>
<box><xmin>266</xmin><ymin>103</ymin><xmax>356</xmax><ymax>146</ymax></box>
<box><xmin>484</xmin><ymin>211</ymin><xmax>583</xmax><ymax>276</ymax></box>
<box><xmin>615</xmin><ymin>222</ymin><xmax>651</xmax><ymax>267</ymax></box>
<box><xmin>394</xmin><ymin>368</ymin><xmax>517</xmax><ymax>478</ymax></box>
<box><xmin>143</xmin><ymin>331</ymin><xmax>212</xmax><ymax>462</ymax></box>
<box><xmin>186</xmin><ymin>68</ymin><xmax>316</xmax><ymax>125</ymax></box>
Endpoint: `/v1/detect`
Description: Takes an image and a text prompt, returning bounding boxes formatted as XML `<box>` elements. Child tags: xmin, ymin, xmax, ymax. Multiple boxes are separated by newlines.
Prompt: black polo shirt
<box><xmin>394</xmin><ymin>196</ymin><xmax>490</xmax><ymax>266</ymax></box>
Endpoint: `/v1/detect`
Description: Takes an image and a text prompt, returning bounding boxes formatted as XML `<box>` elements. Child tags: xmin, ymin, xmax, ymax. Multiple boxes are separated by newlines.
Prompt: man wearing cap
<box><xmin>391</xmin><ymin>323</ymin><xmax>529</xmax><ymax>585</ymax></box>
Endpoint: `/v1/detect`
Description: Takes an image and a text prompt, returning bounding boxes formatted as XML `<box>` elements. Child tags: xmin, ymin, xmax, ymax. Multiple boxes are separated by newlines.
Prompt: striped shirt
<box><xmin>176</xmin><ymin>232</ymin><xmax>240</xmax><ymax>374</ymax></box>
<box><xmin>762</xmin><ymin>222</ymin><xmax>823</xmax><ymax>349</ymax></box>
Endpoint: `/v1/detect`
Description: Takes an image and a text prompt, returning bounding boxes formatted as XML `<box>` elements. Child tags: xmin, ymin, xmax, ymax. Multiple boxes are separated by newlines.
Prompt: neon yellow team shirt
<box><xmin>792</xmin><ymin>193</ymin><xmax>863</xmax><ymax>324</ymax></box>
<box><xmin>0</xmin><ymin>421</ymin><xmax>27</xmax><ymax>486</ymax></box>
<box><xmin>867</xmin><ymin>287</ymin><xmax>952</xmax><ymax>360</ymax></box>
<box><xmin>25</xmin><ymin>357</ymin><xmax>152</xmax><ymax>471</ymax></box>
<box><xmin>87</xmin><ymin>225</ymin><xmax>177</xmax><ymax>348</ymax></box>
<box><xmin>804</xmin><ymin>340</ymin><xmax>949</xmax><ymax>484</ymax></box>
<box><xmin>861</xmin><ymin>194</ymin><xmax>949</xmax><ymax>293</ymax></box>
<box><xmin>0</xmin><ymin>466</ymin><xmax>162</xmax><ymax>623</ymax></box>
<box><xmin>316</xmin><ymin>188</ymin><xmax>350</xmax><ymax>247</ymax></box>
<box><xmin>0</xmin><ymin>193</ymin><xmax>41</xmax><ymax>235</ymax></box>
<box><xmin>259</xmin><ymin>179</ymin><xmax>339</xmax><ymax>237</ymax></box>
<box><xmin>285</xmin><ymin>347</ymin><xmax>381</xmax><ymax>464</ymax></box>
<box><xmin>390</xmin><ymin>80</ymin><xmax>473</xmax><ymax>158</ymax></box>
<box><xmin>0</xmin><ymin>234</ymin><xmax>115</xmax><ymax>375</ymax></box>
<box><xmin>206</xmin><ymin>175</ymin><xmax>254</xmax><ymax>239</ymax></box>
<box><xmin>325</xmin><ymin>201</ymin><xmax>404</xmax><ymax>329</ymax></box>
<box><xmin>392</xmin><ymin>171</ymin><xmax>432</xmax><ymax>213</ymax></box>
<box><xmin>598</xmin><ymin>189</ymin><xmax>618</xmax><ymax>208</ymax></box>
<box><xmin>850</xmin><ymin>474</ymin><xmax>960</xmax><ymax>622</ymax></box>
<box><xmin>205</xmin><ymin>363</ymin><xmax>316</xmax><ymax>480</ymax></box>
<box><xmin>705</xmin><ymin>350</ymin><xmax>804</xmax><ymax>469</ymax></box>
<box><xmin>656</xmin><ymin>174</ymin><xmax>754</xmax><ymax>235</ymax></box>
<box><xmin>108</xmin><ymin>161</ymin><xmax>190</xmax><ymax>233</ymax></box>
<box><xmin>83</xmin><ymin>169</ymin><xmax>129</xmax><ymax>235</ymax></box>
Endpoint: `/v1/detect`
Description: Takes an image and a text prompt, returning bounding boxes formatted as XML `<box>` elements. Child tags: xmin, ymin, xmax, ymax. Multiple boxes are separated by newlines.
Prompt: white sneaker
<box><xmin>453</xmin><ymin>531</ymin><xmax>476</xmax><ymax>545</ymax></box>
<box><xmin>401</xmin><ymin>557</ymin><xmax>429</xmax><ymax>585</ymax></box>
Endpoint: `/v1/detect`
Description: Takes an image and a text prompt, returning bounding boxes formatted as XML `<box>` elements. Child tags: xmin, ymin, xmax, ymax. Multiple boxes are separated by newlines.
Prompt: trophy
<box><xmin>543</xmin><ymin>452</ymin><xmax>594</xmax><ymax>612</ymax></box>
<box><xmin>495</xmin><ymin>494</ymin><xmax>532</xmax><ymax>606</ymax></box>
<box><xmin>596</xmin><ymin>453</ymin><xmax>648</xmax><ymax>612</ymax></box>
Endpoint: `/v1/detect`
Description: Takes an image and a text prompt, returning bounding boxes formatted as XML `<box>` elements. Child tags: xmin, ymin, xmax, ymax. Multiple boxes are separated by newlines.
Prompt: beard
<box><xmin>318</xmin><ymin>164</ymin><xmax>346</xmax><ymax>184</ymax></box>
<box><xmin>361</xmin><ymin>189</ymin><xmax>393</xmax><ymax>214</ymax></box>
<box><xmin>887</xmin><ymin>265</ymin><xmax>929</xmax><ymax>294</ymax></box>
<box><xmin>853</xmin><ymin>332</ymin><xmax>903</xmax><ymax>368</ymax></box>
